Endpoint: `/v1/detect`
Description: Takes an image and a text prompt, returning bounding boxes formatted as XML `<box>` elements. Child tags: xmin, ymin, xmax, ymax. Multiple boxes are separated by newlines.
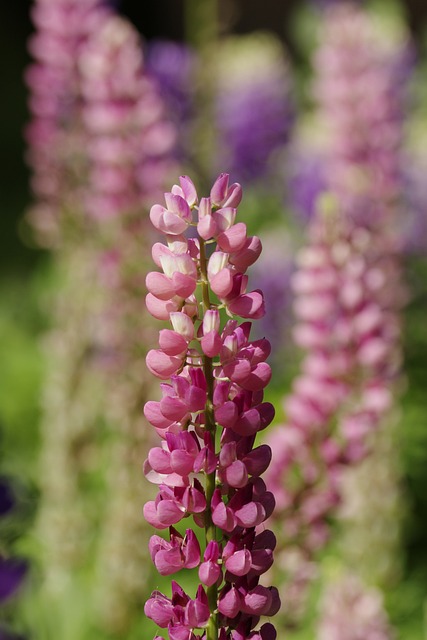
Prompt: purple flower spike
<box><xmin>215</xmin><ymin>33</ymin><xmax>293</xmax><ymax>184</ymax></box>
<box><xmin>143</xmin><ymin>175</ymin><xmax>279</xmax><ymax>638</ymax></box>
<box><xmin>0</xmin><ymin>558</ymin><xmax>28</xmax><ymax>604</ymax></box>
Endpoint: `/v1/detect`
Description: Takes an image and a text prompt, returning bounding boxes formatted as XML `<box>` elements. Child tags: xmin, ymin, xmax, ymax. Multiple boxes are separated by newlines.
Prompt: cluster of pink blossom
<box><xmin>317</xmin><ymin>573</ymin><xmax>394</xmax><ymax>640</ymax></box>
<box><xmin>79</xmin><ymin>13</ymin><xmax>176</xmax><ymax>221</ymax></box>
<box><xmin>265</xmin><ymin>212</ymin><xmax>400</xmax><ymax>556</ymax></box>
<box><xmin>264</xmin><ymin>3</ymin><xmax>408</xmax><ymax>624</ymax></box>
<box><xmin>143</xmin><ymin>173</ymin><xmax>280</xmax><ymax>640</ymax></box>
<box><xmin>25</xmin><ymin>0</ymin><xmax>106</xmax><ymax>243</ymax></box>
<box><xmin>77</xmin><ymin>11</ymin><xmax>179</xmax><ymax>634</ymax></box>
<box><xmin>313</xmin><ymin>2</ymin><xmax>409</xmax><ymax>232</ymax></box>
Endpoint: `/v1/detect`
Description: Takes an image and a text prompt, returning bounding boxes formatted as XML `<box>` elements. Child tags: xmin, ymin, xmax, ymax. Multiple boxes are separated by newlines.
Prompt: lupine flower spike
<box><xmin>143</xmin><ymin>174</ymin><xmax>280</xmax><ymax>640</ymax></box>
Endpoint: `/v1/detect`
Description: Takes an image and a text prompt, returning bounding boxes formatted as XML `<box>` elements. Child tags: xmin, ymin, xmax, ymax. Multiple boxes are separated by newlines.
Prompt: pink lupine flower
<box><xmin>149</xmin><ymin>528</ymin><xmax>201</xmax><ymax>576</ymax></box>
<box><xmin>317</xmin><ymin>574</ymin><xmax>395</xmax><ymax>640</ymax></box>
<box><xmin>143</xmin><ymin>174</ymin><xmax>279</xmax><ymax>639</ymax></box>
<box><xmin>264</xmin><ymin>2</ymin><xmax>408</xmax><ymax>627</ymax></box>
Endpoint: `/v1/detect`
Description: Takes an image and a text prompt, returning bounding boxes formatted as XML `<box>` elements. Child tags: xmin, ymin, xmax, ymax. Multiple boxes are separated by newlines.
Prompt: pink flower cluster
<box><xmin>313</xmin><ymin>2</ymin><xmax>408</xmax><ymax>231</ymax></box>
<box><xmin>317</xmin><ymin>574</ymin><xmax>394</xmax><ymax>640</ymax></box>
<box><xmin>143</xmin><ymin>174</ymin><xmax>280</xmax><ymax>640</ymax></box>
<box><xmin>79</xmin><ymin>13</ymin><xmax>176</xmax><ymax>220</ymax></box>
<box><xmin>263</xmin><ymin>5</ymin><xmax>407</xmax><ymax>624</ymax></box>
<box><xmin>265</xmin><ymin>215</ymin><xmax>400</xmax><ymax>557</ymax></box>
<box><xmin>25</xmin><ymin>0</ymin><xmax>106</xmax><ymax>242</ymax></box>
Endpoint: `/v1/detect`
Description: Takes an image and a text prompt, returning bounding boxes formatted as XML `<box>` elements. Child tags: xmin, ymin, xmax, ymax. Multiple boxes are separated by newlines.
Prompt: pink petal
<box><xmin>230</xmin><ymin>235</ymin><xmax>262</xmax><ymax>272</ymax></box>
<box><xmin>228</xmin><ymin>291</ymin><xmax>265</xmax><ymax>319</ymax></box>
<box><xmin>225</xmin><ymin>549</ymin><xmax>251</xmax><ymax>576</ymax></box>
<box><xmin>217</xmin><ymin>222</ymin><xmax>247</xmax><ymax>253</ymax></box>
<box><xmin>171</xmin><ymin>272</ymin><xmax>197</xmax><ymax>298</ymax></box>
<box><xmin>214</xmin><ymin>401</ymin><xmax>238</xmax><ymax>429</ymax></box>
<box><xmin>160</xmin><ymin>395</ymin><xmax>188</xmax><ymax>421</ymax></box>
<box><xmin>210</xmin><ymin>173</ymin><xmax>229</xmax><ymax>206</ymax></box>
<box><xmin>242</xmin><ymin>586</ymin><xmax>272</xmax><ymax>616</ymax></box>
<box><xmin>159</xmin><ymin>329</ymin><xmax>188</xmax><ymax>356</ymax></box>
<box><xmin>201</xmin><ymin>330</ymin><xmax>222</xmax><ymax>357</ymax></box>
<box><xmin>224</xmin><ymin>460</ymin><xmax>248</xmax><ymax>489</ymax></box>
<box><xmin>218</xmin><ymin>586</ymin><xmax>241</xmax><ymax>618</ymax></box>
<box><xmin>198</xmin><ymin>560</ymin><xmax>221</xmax><ymax>587</ymax></box>
<box><xmin>212</xmin><ymin>500</ymin><xmax>236</xmax><ymax>532</ymax></box>
<box><xmin>146</xmin><ymin>294</ymin><xmax>180</xmax><ymax>320</ymax></box>
<box><xmin>170</xmin><ymin>312</ymin><xmax>195</xmax><ymax>340</ymax></box>
<box><xmin>235</xmin><ymin>501</ymin><xmax>265</xmax><ymax>528</ymax></box>
<box><xmin>148</xmin><ymin>448</ymin><xmax>172</xmax><ymax>474</ymax></box>
<box><xmin>157</xmin><ymin>499</ymin><xmax>185</xmax><ymax>526</ymax></box>
<box><xmin>179</xmin><ymin>175</ymin><xmax>198</xmax><ymax>206</ymax></box>
<box><xmin>232</xmin><ymin>408</ymin><xmax>261</xmax><ymax>436</ymax></box>
<box><xmin>210</xmin><ymin>268</ymin><xmax>233</xmax><ymax>298</ymax></box>
<box><xmin>144</xmin><ymin>401</ymin><xmax>173</xmax><ymax>429</ymax></box>
<box><xmin>223</xmin><ymin>358</ymin><xmax>252</xmax><ymax>384</ymax></box>
<box><xmin>197</xmin><ymin>214</ymin><xmax>217</xmax><ymax>240</ymax></box>
<box><xmin>146</xmin><ymin>272</ymin><xmax>175</xmax><ymax>301</ymax></box>
<box><xmin>241</xmin><ymin>362</ymin><xmax>272</xmax><ymax>391</ymax></box>
<box><xmin>146</xmin><ymin>350</ymin><xmax>182</xmax><ymax>379</ymax></box>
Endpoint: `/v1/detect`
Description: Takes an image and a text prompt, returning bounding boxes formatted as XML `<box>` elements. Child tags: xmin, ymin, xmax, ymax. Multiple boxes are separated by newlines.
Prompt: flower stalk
<box><xmin>143</xmin><ymin>173</ymin><xmax>280</xmax><ymax>640</ymax></box>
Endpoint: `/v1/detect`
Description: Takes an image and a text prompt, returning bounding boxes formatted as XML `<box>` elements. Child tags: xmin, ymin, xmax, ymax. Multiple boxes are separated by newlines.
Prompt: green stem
<box><xmin>199</xmin><ymin>237</ymin><xmax>218</xmax><ymax>640</ymax></box>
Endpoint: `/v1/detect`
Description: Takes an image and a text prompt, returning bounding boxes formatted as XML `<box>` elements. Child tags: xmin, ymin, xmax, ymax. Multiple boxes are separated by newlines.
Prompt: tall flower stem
<box><xmin>143</xmin><ymin>174</ymin><xmax>279</xmax><ymax>640</ymax></box>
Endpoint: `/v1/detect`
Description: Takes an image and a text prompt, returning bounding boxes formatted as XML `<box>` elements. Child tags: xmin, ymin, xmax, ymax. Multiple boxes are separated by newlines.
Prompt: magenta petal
<box><xmin>160</xmin><ymin>395</ymin><xmax>188</xmax><ymax>421</ymax></box>
<box><xmin>215</xmin><ymin>401</ymin><xmax>238</xmax><ymax>429</ymax></box>
<box><xmin>146</xmin><ymin>350</ymin><xmax>182</xmax><ymax>379</ymax></box>
<box><xmin>157</xmin><ymin>500</ymin><xmax>185</xmax><ymax>526</ymax></box>
<box><xmin>144</xmin><ymin>401</ymin><xmax>173</xmax><ymax>429</ymax></box>
<box><xmin>143</xmin><ymin>501</ymin><xmax>165</xmax><ymax>529</ymax></box>
<box><xmin>185</xmin><ymin>385</ymin><xmax>207</xmax><ymax>412</ymax></box>
<box><xmin>250</xmin><ymin>548</ymin><xmax>274</xmax><ymax>575</ymax></box>
<box><xmin>218</xmin><ymin>586</ymin><xmax>241</xmax><ymax>618</ymax></box>
<box><xmin>223</xmin><ymin>358</ymin><xmax>251</xmax><ymax>384</ymax></box>
<box><xmin>264</xmin><ymin>587</ymin><xmax>281</xmax><ymax>617</ymax></box>
<box><xmin>230</xmin><ymin>235</ymin><xmax>262</xmax><ymax>272</ymax></box>
<box><xmin>258</xmin><ymin>402</ymin><xmax>275</xmax><ymax>429</ymax></box>
<box><xmin>155</xmin><ymin>547</ymin><xmax>183</xmax><ymax>575</ymax></box>
<box><xmin>183</xmin><ymin>530</ymin><xmax>201</xmax><ymax>568</ymax></box>
<box><xmin>170</xmin><ymin>450</ymin><xmax>194</xmax><ymax>476</ymax></box>
<box><xmin>146</xmin><ymin>294</ymin><xmax>180</xmax><ymax>320</ymax></box>
<box><xmin>144</xmin><ymin>591</ymin><xmax>174</xmax><ymax>627</ymax></box>
<box><xmin>210</xmin><ymin>268</ymin><xmax>234</xmax><ymax>298</ymax></box>
<box><xmin>172</xmin><ymin>272</ymin><xmax>197</xmax><ymax>298</ymax></box>
<box><xmin>228</xmin><ymin>291</ymin><xmax>265</xmax><ymax>319</ymax></box>
<box><xmin>212</xmin><ymin>500</ymin><xmax>236</xmax><ymax>532</ymax></box>
<box><xmin>242</xmin><ymin>586</ymin><xmax>272</xmax><ymax>616</ymax></box>
<box><xmin>217</xmin><ymin>222</ymin><xmax>247</xmax><ymax>253</ymax></box>
<box><xmin>243</xmin><ymin>445</ymin><xmax>272</xmax><ymax>477</ymax></box>
<box><xmin>235</xmin><ymin>501</ymin><xmax>265</xmax><ymax>528</ymax></box>
<box><xmin>198</xmin><ymin>560</ymin><xmax>221</xmax><ymax>587</ymax></box>
<box><xmin>197</xmin><ymin>214</ymin><xmax>217</xmax><ymax>240</ymax></box>
<box><xmin>159</xmin><ymin>329</ymin><xmax>188</xmax><ymax>356</ymax></box>
<box><xmin>148</xmin><ymin>448</ymin><xmax>172</xmax><ymax>474</ymax></box>
<box><xmin>201</xmin><ymin>331</ymin><xmax>222</xmax><ymax>357</ymax></box>
<box><xmin>232</xmin><ymin>408</ymin><xmax>261</xmax><ymax>436</ymax></box>
<box><xmin>146</xmin><ymin>272</ymin><xmax>176</xmax><ymax>300</ymax></box>
<box><xmin>224</xmin><ymin>460</ymin><xmax>248</xmax><ymax>489</ymax></box>
<box><xmin>241</xmin><ymin>362</ymin><xmax>272</xmax><ymax>391</ymax></box>
<box><xmin>225</xmin><ymin>549</ymin><xmax>251</xmax><ymax>576</ymax></box>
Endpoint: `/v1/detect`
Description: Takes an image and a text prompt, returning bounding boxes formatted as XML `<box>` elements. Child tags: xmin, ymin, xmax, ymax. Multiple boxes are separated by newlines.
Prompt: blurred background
<box><xmin>1</xmin><ymin>0</ymin><xmax>427</xmax><ymax>639</ymax></box>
